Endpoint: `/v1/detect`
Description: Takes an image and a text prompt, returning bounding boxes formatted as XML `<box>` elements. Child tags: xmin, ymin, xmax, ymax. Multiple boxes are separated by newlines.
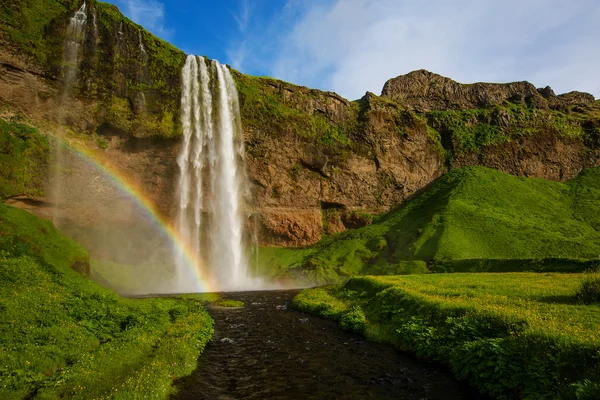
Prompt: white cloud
<box><xmin>267</xmin><ymin>0</ymin><xmax>600</xmax><ymax>100</ymax></box>
<box><xmin>234</xmin><ymin>0</ymin><xmax>250</xmax><ymax>33</ymax></box>
<box><xmin>227</xmin><ymin>0</ymin><xmax>252</xmax><ymax>70</ymax></box>
<box><xmin>116</xmin><ymin>0</ymin><xmax>173</xmax><ymax>40</ymax></box>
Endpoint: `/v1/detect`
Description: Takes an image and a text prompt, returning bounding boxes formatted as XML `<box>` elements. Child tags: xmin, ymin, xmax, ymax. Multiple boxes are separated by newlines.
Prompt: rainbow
<box><xmin>56</xmin><ymin>136</ymin><xmax>215</xmax><ymax>293</ymax></box>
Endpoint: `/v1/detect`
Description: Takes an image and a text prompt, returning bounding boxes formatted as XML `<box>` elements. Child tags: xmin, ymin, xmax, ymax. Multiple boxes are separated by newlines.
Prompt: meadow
<box><xmin>293</xmin><ymin>273</ymin><xmax>600</xmax><ymax>399</ymax></box>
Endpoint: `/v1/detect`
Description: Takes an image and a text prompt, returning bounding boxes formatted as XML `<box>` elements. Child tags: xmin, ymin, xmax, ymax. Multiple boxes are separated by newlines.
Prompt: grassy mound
<box><xmin>262</xmin><ymin>166</ymin><xmax>600</xmax><ymax>284</ymax></box>
<box><xmin>293</xmin><ymin>274</ymin><xmax>600</xmax><ymax>399</ymax></box>
<box><xmin>0</xmin><ymin>203</ymin><xmax>88</xmax><ymax>273</ymax></box>
<box><xmin>0</xmin><ymin>205</ymin><xmax>214</xmax><ymax>399</ymax></box>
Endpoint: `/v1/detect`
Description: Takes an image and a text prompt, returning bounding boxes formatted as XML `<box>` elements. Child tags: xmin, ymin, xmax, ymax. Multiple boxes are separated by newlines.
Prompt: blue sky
<box><xmin>108</xmin><ymin>0</ymin><xmax>600</xmax><ymax>100</ymax></box>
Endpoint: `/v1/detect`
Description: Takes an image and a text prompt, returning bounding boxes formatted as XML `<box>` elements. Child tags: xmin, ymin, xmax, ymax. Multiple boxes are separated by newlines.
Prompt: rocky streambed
<box><xmin>172</xmin><ymin>290</ymin><xmax>479</xmax><ymax>399</ymax></box>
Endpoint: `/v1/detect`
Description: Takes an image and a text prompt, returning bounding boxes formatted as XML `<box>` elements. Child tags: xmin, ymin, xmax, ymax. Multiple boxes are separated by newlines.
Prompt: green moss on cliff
<box><xmin>91</xmin><ymin>2</ymin><xmax>184</xmax><ymax>138</ymax></box>
<box><xmin>0</xmin><ymin>0</ymin><xmax>75</xmax><ymax>66</ymax></box>
<box><xmin>1</xmin><ymin>0</ymin><xmax>184</xmax><ymax>138</ymax></box>
<box><xmin>234</xmin><ymin>72</ymin><xmax>357</xmax><ymax>148</ymax></box>
<box><xmin>426</xmin><ymin>104</ymin><xmax>589</xmax><ymax>157</ymax></box>
<box><xmin>0</xmin><ymin>117</ymin><xmax>50</xmax><ymax>200</ymax></box>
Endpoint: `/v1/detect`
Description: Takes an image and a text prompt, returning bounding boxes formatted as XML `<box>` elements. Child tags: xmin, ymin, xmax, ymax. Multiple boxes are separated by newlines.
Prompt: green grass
<box><xmin>0</xmin><ymin>203</ymin><xmax>88</xmax><ymax>272</ymax></box>
<box><xmin>576</xmin><ymin>272</ymin><xmax>600</xmax><ymax>304</ymax></box>
<box><xmin>0</xmin><ymin>205</ymin><xmax>214</xmax><ymax>399</ymax></box>
<box><xmin>293</xmin><ymin>274</ymin><xmax>600</xmax><ymax>399</ymax></box>
<box><xmin>214</xmin><ymin>299</ymin><xmax>244</xmax><ymax>308</ymax></box>
<box><xmin>269</xmin><ymin>166</ymin><xmax>600</xmax><ymax>284</ymax></box>
<box><xmin>0</xmin><ymin>118</ymin><xmax>50</xmax><ymax>200</ymax></box>
<box><xmin>255</xmin><ymin>246</ymin><xmax>318</xmax><ymax>283</ymax></box>
<box><xmin>176</xmin><ymin>293</ymin><xmax>221</xmax><ymax>303</ymax></box>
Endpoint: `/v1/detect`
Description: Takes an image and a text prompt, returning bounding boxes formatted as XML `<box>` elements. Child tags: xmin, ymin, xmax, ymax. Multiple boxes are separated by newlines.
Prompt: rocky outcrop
<box><xmin>1</xmin><ymin>0</ymin><xmax>600</xmax><ymax>248</ymax></box>
<box><xmin>381</xmin><ymin>69</ymin><xmax>597</xmax><ymax>113</ymax></box>
<box><xmin>381</xmin><ymin>70</ymin><xmax>546</xmax><ymax>111</ymax></box>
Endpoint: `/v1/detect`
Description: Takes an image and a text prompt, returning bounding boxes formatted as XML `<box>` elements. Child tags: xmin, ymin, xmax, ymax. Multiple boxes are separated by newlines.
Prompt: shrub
<box><xmin>339</xmin><ymin>306</ymin><xmax>366</xmax><ymax>333</ymax></box>
<box><xmin>576</xmin><ymin>274</ymin><xmax>600</xmax><ymax>304</ymax></box>
<box><xmin>395</xmin><ymin>260</ymin><xmax>429</xmax><ymax>275</ymax></box>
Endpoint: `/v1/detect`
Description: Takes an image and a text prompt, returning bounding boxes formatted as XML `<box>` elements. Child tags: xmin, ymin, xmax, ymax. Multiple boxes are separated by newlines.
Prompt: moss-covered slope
<box><xmin>0</xmin><ymin>202</ymin><xmax>88</xmax><ymax>273</ymax></box>
<box><xmin>0</xmin><ymin>117</ymin><xmax>50</xmax><ymax>200</ymax></box>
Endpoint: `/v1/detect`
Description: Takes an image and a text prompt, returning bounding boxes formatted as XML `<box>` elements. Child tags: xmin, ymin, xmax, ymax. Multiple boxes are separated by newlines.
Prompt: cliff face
<box><xmin>1</xmin><ymin>0</ymin><xmax>599</xmax><ymax>247</ymax></box>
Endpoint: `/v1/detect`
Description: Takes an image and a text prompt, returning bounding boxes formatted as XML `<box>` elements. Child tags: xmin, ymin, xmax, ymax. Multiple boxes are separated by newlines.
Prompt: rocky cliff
<box><xmin>1</xmin><ymin>0</ymin><xmax>599</xmax><ymax>248</ymax></box>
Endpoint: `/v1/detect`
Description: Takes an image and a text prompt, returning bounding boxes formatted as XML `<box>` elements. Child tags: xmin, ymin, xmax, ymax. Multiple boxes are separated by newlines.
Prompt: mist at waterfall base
<box><xmin>47</xmin><ymin>6</ymin><xmax>278</xmax><ymax>295</ymax></box>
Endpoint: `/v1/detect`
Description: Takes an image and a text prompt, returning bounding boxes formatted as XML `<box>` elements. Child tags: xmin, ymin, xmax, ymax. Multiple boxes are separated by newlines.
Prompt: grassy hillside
<box><xmin>0</xmin><ymin>204</ymin><xmax>214</xmax><ymax>399</ymax></box>
<box><xmin>0</xmin><ymin>202</ymin><xmax>88</xmax><ymax>272</ymax></box>
<box><xmin>293</xmin><ymin>274</ymin><xmax>600</xmax><ymax>399</ymax></box>
<box><xmin>260</xmin><ymin>166</ymin><xmax>600</xmax><ymax>284</ymax></box>
<box><xmin>0</xmin><ymin>117</ymin><xmax>50</xmax><ymax>200</ymax></box>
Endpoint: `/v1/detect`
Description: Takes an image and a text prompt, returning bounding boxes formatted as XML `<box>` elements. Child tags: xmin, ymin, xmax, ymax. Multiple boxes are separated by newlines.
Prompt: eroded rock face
<box><xmin>381</xmin><ymin>70</ymin><xmax>546</xmax><ymax>112</ymax></box>
<box><xmin>454</xmin><ymin>132</ymin><xmax>598</xmax><ymax>181</ymax></box>
<box><xmin>258</xmin><ymin>208</ymin><xmax>323</xmax><ymax>246</ymax></box>
<box><xmin>1</xmin><ymin>2</ymin><xmax>599</xmax><ymax>247</ymax></box>
<box><xmin>381</xmin><ymin>69</ymin><xmax>597</xmax><ymax>113</ymax></box>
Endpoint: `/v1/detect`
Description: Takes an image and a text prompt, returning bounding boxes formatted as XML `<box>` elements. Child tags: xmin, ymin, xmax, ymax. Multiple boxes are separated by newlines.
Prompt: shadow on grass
<box><xmin>537</xmin><ymin>295</ymin><xmax>578</xmax><ymax>305</ymax></box>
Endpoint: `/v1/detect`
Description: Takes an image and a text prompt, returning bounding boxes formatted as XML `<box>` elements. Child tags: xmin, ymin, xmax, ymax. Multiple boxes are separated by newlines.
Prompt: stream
<box><xmin>172</xmin><ymin>290</ymin><xmax>478</xmax><ymax>399</ymax></box>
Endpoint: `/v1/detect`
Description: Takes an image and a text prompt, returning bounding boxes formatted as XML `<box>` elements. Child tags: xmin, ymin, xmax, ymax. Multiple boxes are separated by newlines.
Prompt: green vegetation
<box><xmin>215</xmin><ymin>299</ymin><xmax>244</xmax><ymax>308</ymax></box>
<box><xmin>0</xmin><ymin>0</ymin><xmax>184</xmax><ymax>138</ymax></box>
<box><xmin>262</xmin><ymin>166</ymin><xmax>600</xmax><ymax>285</ymax></box>
<box><xmin>293</xmin><ymin>274</ymin><xmax>600</xmax><ymax>399</ymax></box>
<box><xmin>576</xmin><ymin>272</ymin><xmax>600</xmax><ymax>304</ymax></box>
<box><xmin>0</xmin><ymin>205</ymin><xmax>214</xmax><ymax>398</ymax></box>
<box><xmin>431</xmin><ymin>258</ymin><xmax>600</xmax><ymax>273</ymax></box>
<box><xmin>255</xmin><ymin>246</ymin><xmax>319</xmax><ymax>284</ymax></box>
<box><xmin>234</xmin><ymin>72</ymin><xmax>358</xmax><ymax>148</ymax></box>
<box><xmin>93</xmin><ymin>2</ymin><xmax>185</xmax><ymax>138</ymax></box>
<box><xmin>0</xmin><ymin>0</ymin><xmax>73</xmax><ymax>66</ymax></box>
<box><xmin>426</xmin><ymin>103</ymin><xmax>593</xmax><ymax>158</ymax></box>
<box><xmin>177</xmin><ymin>293</ymin><xmax>221</xmax><ymax>303</ymax></box>
<box><xmin>0</xmin><ymin>203</ymin><xmax>87</xmax><ymax>272</ymax></box>
<box><xmin>0</xmin><ymin>118</ymin><xmax>50</xmax><ymax>200</ymax></box>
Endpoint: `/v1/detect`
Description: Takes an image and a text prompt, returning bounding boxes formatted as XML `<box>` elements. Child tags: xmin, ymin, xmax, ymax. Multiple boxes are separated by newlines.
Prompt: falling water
<box><xmin>138</xmin><ymin>30</ymin><xmax>146</xmax><ymax>55</ymax></box>
<box><xmin>176</xmin><ymin>55</ymin><xmax>255</xmax><ymax>291</ymax></box>
<box><xmin>52</xmin><ymin>2</ymin><xmax>87</xmax><ymax>224</ymax></box>
<box><xmin>63</xmin><ymin>2</ymin><xmax>87</xmax><ymax>92</ymax></box>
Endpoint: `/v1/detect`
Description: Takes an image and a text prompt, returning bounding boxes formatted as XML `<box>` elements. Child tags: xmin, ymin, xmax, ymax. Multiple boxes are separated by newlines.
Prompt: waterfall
<box><xmin>176</xmin><ymin>55</ymin><xmax>255</xmax><ymax>291</ymax></box>
<box><xmin>63</xmin><ymin>2</ymin><xmax>87</xmax><ymax>91</ymax></box>
<box><xmin>52</xmin><ymin>2</ymin><xmax>87</xmax><ymax>224</ymax></box>
<box><xmin>138</xmin><ymin>30</ymin><xmax>146</xmax><ymax>56</ymax></box>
